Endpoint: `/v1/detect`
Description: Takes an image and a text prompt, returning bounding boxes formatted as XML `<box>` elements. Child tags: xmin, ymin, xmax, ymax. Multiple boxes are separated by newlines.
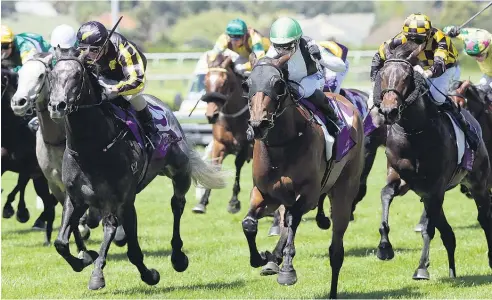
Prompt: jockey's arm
<box><xmin>429</xmin><ymin>32</ymin><xmax>450</xmax><ymax>78</ymax></box>
<box><xmin>13</xmin><ymin>42</ymin><xmax>38</xmax><ymax>72</ymax></box>
<box><xmin>114</xmin><ymin>41</ymin><xmax>146</xmax><ymax>96</ymax></box>
<box><xmin>243</xmin><ymin>31</ymin><xmax>266</xmax><ymax>71</ymax></box>
<box><xmin>370</xmin><ymin>40</ymin><xmax>390</xmax><ymax>82</ymax></box>
<box><xmin>318</xmin><ymin>44</ymin><xmax>346</xmax><ymax>72</ymax></box>
<box><xmin>210</xmin><ymin>34</ymin><xmax>229</xmax><ymax>58</ymax></box>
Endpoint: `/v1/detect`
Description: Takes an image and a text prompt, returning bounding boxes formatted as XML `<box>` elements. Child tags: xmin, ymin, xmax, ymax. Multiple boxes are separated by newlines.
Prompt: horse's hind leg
<box><xmin>122</xmin><ymin>205</ymin><xmax>160</xmax><ymax>286</ymax></box>
<box><xmin>316</xmin><ymin>194</ymin><xmax>331</xmax><ymax>230</ymax></box>
<box><xmin>267</xmin><ymin>209</ymin><xmax>281</xmax><ymax>236</ymax></box>
<box><xmin>262</xmin><ymin>206</ymin><xmax>287</xmax><ymax>275</ymax></box>
<box><xmin>3</xmin><ymin>173</ymin><xmax>27</xmax><ymax>219</ymax></box>
<box><xmin>468</xmin><ymin>183</ymin><xmax>492</xmax><ymax>268</ymax></box>
<box><xmin>88</xmin><ymin>214</ymin><xmax>118</xmax><ymax>290</ymax></box>
<box><xmin>228</xmin><ymin>145</ymin><xmax>248</xmax><ymax>214</ymax></box>
<box><xmin>54</xmin><ymin>196</ymin><xmax>98</xmax><ymax>272</ymax></box>
<box><xmin>15</xmin><ymin>173</ymin><xmax>30</xmax><ymax>223</ymax></box>
<box><xmin>435</xmin><ymin>209</ymin><xmax>457</xmax><ymax>278</ymax></box>
<box><xmin>277</xmin><ymin>206</ymin><xmax>303</xmax><ymax>286</ymax></box>
<box><xmin>170</xmin><ymin>171</ymin><xmax>191</xmax><ymax>272</ymax></box>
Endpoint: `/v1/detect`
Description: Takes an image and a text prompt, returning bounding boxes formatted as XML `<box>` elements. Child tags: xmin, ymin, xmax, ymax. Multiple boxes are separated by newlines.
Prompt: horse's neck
<box><xmin>264</xmin><ymin>99</ymin><xmax>302</xmax><ymax>146</ymax></box>
<box><xmin>36</xmin><ymin>86</ymin><xmax>66</xmax><ymax>145</ymax></box>
<box><xmin>223</xmin><ymin>72</ymin><xmax>246</xmax><ymax>114</ymax></box>
<box><xmin>398</xmin><ymin>95</ymin><xmax>436</xmax><ymax>133</ymax></box>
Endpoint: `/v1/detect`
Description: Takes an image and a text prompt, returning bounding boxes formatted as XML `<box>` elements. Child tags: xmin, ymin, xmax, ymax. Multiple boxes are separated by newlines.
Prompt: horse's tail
<box><xmin>187</xmin><ymin>145</ymin><xmax>228</xmax><ymax>189</ymax></box>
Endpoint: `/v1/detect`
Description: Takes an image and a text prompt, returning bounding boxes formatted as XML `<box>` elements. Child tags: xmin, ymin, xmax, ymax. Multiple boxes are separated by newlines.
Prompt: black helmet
<box><xmin>77</xmin><ymin>21</ymin><xmax>108</xmax><ymax>47</ymax></box>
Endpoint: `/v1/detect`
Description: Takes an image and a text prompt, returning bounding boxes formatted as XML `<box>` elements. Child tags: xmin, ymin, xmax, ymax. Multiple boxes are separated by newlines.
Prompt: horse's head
<box><xmin>48</xmin><ymin>49</ymin><xmax>100</xmax><ymax>120</ymax></box>
<box><xmin>11</xmin><ymin>53</ymin><xmax>52</xmax><ymax>117</ymax></box>
<box><xmin>243</xmin><ymin>54</ymin><xmax>290</xmax><ymax>139</ymax></box>
<box><xmin>376</xmin><ymin>41</ymin><xmax>425</xmax><ymax>124</ymax></box>
<box><xmin>1</xmin><ymin>66</ymin><xmax>18</xmax><ymax>101</ymax></box>
<box><xmin>203</xmin><ymin>53</ymin><xmax>234</xmax><ymax>123</ymax></box>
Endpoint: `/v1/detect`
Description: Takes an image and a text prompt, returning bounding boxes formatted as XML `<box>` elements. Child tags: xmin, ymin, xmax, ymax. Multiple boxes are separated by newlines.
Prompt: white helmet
<box><xmin>50</xmin><ymin>24</ymin><xmax>76</xmax><ymax>49</ymax></box>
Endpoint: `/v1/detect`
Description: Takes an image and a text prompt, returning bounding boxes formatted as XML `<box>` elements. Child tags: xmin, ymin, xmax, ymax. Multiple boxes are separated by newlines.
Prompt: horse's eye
<box><xmin>38</xmin><ymin>73</ymin><xmax>44</xmax><ymax>79</ymax></box>
<box><xmin>242</xmin><ymin>81</ymin><xmax>250</xmax><ymax>94</ymax></box>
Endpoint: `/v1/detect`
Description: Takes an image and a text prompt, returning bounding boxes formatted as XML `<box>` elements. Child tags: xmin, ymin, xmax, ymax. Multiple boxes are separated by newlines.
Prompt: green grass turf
<box><xmin>2</xmin><ymin>148</ymin><xmax>491</xmax><ymax>298</ymax></box>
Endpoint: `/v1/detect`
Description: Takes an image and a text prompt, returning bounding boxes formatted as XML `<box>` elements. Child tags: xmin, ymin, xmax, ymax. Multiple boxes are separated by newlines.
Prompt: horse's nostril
<box><xmin>259</xmin><ymin>120</ymin><xmax>270</xmax><ymax>129</ymax></box>
<box><xmin>18</xmin><ymin>98</ymin><xmax>26</xmax><ymax>106</ymax></box>
<box><xmin>57</xmin><ymin>102</ymin><xmax>67</xmax><ymax>111</ymax></box>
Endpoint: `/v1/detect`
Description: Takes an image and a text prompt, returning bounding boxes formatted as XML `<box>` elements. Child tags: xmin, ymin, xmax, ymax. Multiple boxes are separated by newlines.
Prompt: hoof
<box><xmin>449</xmin><ymin>268</ymin><xmax>456</xmax><ymax>278</ymax></box>
<box><xmin>16</xmin><ymin>208</ymin><xmax>30</xmax><ymax>223</ymax></box>
<box><xmin>86</xmin><ymin>214</ymin><xmax>101</xmax><ymax>229</ymax></box>
<box><xmin>141</xmin><ymin>268</ymin><xmax>160</xmax><ymax>286</ymax></box>
<box><xmin>277</xmin><ymin>270</ymin><xmax>297</xmax><ymax>285</ymax></box>
<box><xmin>260</xmin><ymin>261</ymin><xmax>279</xmax><ymax>276</ymax></box>
<box><xmin>227</xmin><ymin>200</ymin><xmax>241</xmax><ymax>214</ymax></box>
<box><xmin>79</xmin><ymin>225</ymin><xmax>91</xmax><ymax>241</ymax></box>
<box><xmin>113</xmin><ymin>226</ymin><xmax>127</xmax><ymax>247</ymax></box>
<box><xmin>251</xmin><ymin>251</ymin><xmax>269</xmax><ymax>268</ymax></box>
<box><xmin>268</xmin><ymin>225</ymin><xmax>280</xmax><ymax>237</ymax></box>
<box><xmin>316</xmin><ymin>214</ymin><xmax>331</xmax><ymax>230</ymax></box>
<box><xmin>88</xmin><ymin>269</ymin><xmax>105</xmax><ymax>290</ymax></box>
<box><xmin>376</xmin><ymin>243</ymin><xmax>394</xmax><ymax>261</ymax></box>
<box><xmin>171</xmin><ymin>252</ymin><xmax>189</xmax><ymax>272</ymax></box>
<box><xmin>412</xmin><ymin>268</ymin><xmax>430</xmax><ymax>280</ymax></box>
<box><xmin>192</xmin><ymin>203</ymin><xmax>206</xmax><ymax>214</ymax></box>
<box><xmin>414</xmin><ymin>223</ymin><xmax>424</xmax><ymax>232</ymax></box>
<box><xmin>43</xmin><ymin>241</ymin><xmax>52</xmax><ymax>247</ymax></box>
<box><xmin>32</xmin><ymin>218</ymin><xmax>46</xmax><ymax>231</ymax></box>
<box><xmin>2</xmin><ymin>205</ymin><xmax>14</xmax><ymax>219</ymax></box>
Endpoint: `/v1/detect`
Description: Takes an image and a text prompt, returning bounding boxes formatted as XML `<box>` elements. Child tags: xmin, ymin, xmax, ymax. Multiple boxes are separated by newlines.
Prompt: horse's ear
<box><xmin>221</xmin><ymin>56</ymin><xmax>232</xmax><ymax>69</ymax></box>
<box><xmin>41</xmin><ymin>52</ymin><xmax>54</xmax><ymax>66</ymax></box>
<box><xmin>273</xmin><ymin>54</ymin><xmax>290</xmax><ymax>67</ymax></box>
<box><xmin>406</xmin><ymin>43</ymin><xmax>425</xmax><ymax>61</ymax></box>
<box><xmin>249</xmin><ymin>52</ymin><xmax>258</xmax><ymax>67</ymax></box>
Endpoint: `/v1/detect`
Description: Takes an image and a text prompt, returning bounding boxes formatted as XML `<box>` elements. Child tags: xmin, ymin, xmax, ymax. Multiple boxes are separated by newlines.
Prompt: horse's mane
<box><xmin>33</xmin><ymin>52</ymin><xmax>52</xmax><ymax>60</ymax></box>
<box><xmin>388</xmin><ymin>41</ymin><xmax>422</xmax><ymax>66</ymax></box>
<box><xmin>254</xmin><ymin>56</ymin><xmax>290</xmax><ymax>80</ymax></box>
<box><xmin>209</xmin><ymin>53</ymin><xmax>228</xmax><ymax>68</ymax></box>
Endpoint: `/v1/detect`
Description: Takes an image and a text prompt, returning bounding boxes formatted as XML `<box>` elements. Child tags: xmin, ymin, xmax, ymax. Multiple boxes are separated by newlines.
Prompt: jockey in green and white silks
<box><xmin>265</xmin><ymin>17</ymin><xmax>346</xmax><ymax>125</ymax></box>
<box><xmin>1</xmin><ymin>25</ymin><xmax>51</xmax><ymax>72</ymax></box>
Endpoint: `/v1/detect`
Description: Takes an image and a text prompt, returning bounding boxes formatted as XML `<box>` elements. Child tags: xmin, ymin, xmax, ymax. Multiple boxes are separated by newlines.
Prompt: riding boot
<box><xmin>307</xmin><ymin>89</ymin><xmax>340</xmax><ymax>135</ymax></box>
<box><xmin>440</xmin><ymin>99</ymin><xmax>479</xmax><ymax>151</ymax></box>
<box><xmin>136</xmin><ymin>105</ymin><xmax>160</xmax><ymax>149</ymax></box>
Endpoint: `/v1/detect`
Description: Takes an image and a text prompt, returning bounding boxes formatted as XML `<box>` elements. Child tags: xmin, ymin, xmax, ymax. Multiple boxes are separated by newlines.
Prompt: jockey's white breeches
<box><xmin>295</xmin><ymin>71</ymin><xmax>325</xmax><ymax>98</ymax></box>
<box><xmin>427</xmin><ymin>65</ymin><xmax>461</xmax><ymax>105</ymax></box>
<box><xmin>324</xmin><ymin>60</ymin><xmax>350</xmax><ymax>93</ymax></box>
<box><xmin>479</xmin><ymin>74</ymin><xmax>492</xmax><ymax>90</ymax></box>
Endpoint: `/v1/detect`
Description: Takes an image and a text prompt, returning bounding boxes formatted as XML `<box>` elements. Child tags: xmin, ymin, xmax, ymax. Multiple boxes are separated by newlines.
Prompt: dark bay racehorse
<box><xmin>242</xmin><ymin>54</ymin><xmax>365</xmax><ymax>298</ymax></box>
<box><xmin>374</xmin><ymin>41</ymin><xmax>492</xmax><ymax>279</ymax></box>
<box><xmin>1</xmin><ymin>66</ymin><xmax>56</xmax><ymax>245</ymax></box>
<box><xmin>192</xmin><ymin>53</ymin><xmax>252</xmax><ymax>214</ymax></box>
<box><xmin>450</xmin><ymin>80</ymin><xmax>492</xmax><ymax>199</ymax></box>
<box><xmin>48</xmin><ymin>50</ymin><xmax>226</xmax><ymax>290</ymax></box>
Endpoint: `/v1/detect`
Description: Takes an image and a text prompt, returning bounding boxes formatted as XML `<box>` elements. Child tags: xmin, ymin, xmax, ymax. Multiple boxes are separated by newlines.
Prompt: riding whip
<box><xmin>458</xmin><ymin>1</ymin><xmax>492</xmax><ymax>30</ymax></box>
<box><xmin>188</xmin><ymin>97</ymin><xmax>202</xmax><ymax>117</ymax></box>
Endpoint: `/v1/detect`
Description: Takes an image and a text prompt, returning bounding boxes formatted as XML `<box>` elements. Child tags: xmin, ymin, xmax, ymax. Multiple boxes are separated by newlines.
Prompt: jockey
<box><xmin>318</xmin><ymin>40</ymin><xmax>350</xmax><ymax>94</ymax></box>
<box><xmin>370</xmin><ymin>13</ymin><xmax>479</xmax><ymax>151</ymax></box>
<box><xmin>444</xmin><ymin>26</ymin><xmax>492</xmax><ymax>100</ymax></box>
<box><xmin>1</xmin><ymin>24</ymin><xmax>51</xmax><ymax>72</ymax></box>
<box><xmin>75</xmin><ymin>21</ymin><xmax>159</xmax><ymax>148</ymax></box>
<box><xmin>265</xmin><ymin>16</ymin><xmax>346</xmax><ymax>130</ymax></box>
<box><xmin>209</xmin><ymin>18</ymin><xmax>270</xmax><ymax>77</ymax></box>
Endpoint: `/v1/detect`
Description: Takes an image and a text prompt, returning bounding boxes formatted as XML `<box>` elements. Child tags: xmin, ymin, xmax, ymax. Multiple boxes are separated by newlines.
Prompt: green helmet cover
<box><xmin>270</xmin><ymin>17</ymin><xmax>303</xmax><ymax>44</ymax></box>
<box><xmin>226</xmin><ymin>19</ymin><xmax>247</xmax><ymax>36</ymax></box>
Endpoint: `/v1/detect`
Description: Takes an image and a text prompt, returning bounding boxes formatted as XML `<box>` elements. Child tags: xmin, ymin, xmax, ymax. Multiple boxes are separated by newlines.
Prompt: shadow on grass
<box><xmin>103</xmin><ymin>279</ymin><xmax>246</xmax><ymax>295</ymax></box>
<box><xmin>109</xmin><ymin>249</ymin><xmax>173</xmax><ymax>261</ymax></box>
<box><xmin>438</xmin><ymin>274</ymin><xmax>492</xmax><ymax>287</ymax></box>
<box><xmin>316</xmin><ymin>286</ymin><xmax>424</xmax><ymax>299</ymax></box>
<box><xmin>313</xmin><ymin>246</ymin><xmax>419</xmax><ymax>258</ymax></box>
<box><xmin>453</xmin><ymin>223</ymin><xmax>480</xmax><ymax>230</ymax></box>
<box><xmin>3</xmin><ymin>225</ymin><xmax>60</xmax><ymax>235</ymax></box>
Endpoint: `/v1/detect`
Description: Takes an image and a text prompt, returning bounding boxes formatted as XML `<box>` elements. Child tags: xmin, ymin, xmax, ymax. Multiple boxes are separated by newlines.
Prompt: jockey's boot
<box><xmin>307</xmin><ymin>89</ymin><xmax>340</xmax><ymax>135</ymax></box>
<box><xmin>136</xmin><ymin>105</ymin><xmax>160</xmax><ymax>149</ymax></box>
<box><xmin>440</xmin><ymin>98</ymin><xmax>479</xmax><ymax>151</ymax></box>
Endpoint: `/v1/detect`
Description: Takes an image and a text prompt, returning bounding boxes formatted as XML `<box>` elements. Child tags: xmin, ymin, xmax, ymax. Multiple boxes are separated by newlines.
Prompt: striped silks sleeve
<box><xmin>115</xmin><ymin>40</ymin><xmax>146</xmax><ymax>96</ymax></box>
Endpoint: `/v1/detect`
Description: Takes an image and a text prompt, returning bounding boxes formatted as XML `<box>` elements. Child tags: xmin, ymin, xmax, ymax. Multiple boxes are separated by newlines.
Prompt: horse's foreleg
<box><xmin>192</xmin><ymin>141</ymin><xmax>226</xmax><ymax>214</ymax></box>
<box><xmin>15</xmin><ymin>173</ymin><xmax>30</xmax><ymax>223</ymax></box>
<box><xmin>123</xmin><ymin>205</ymin><xmax>160</xmax><ymax>286</ymax></box>
<box><xmin>170</xmin><ymin>171</ymin><xmax>191</xmax><ymax>272</ymax></box>
<box><xmin>434</xmin><ymin>208</ymin><xmax>456</xmax><ymax>278</ymax></box>
<box><xmin>277</xmin><ymin>206</ymin><xmax>302</xmax><ymax>286</ymax></box>
<box><xmin>54</xmin><ymin>196</ymin><xmax>97</xmax><ymax>272</ymax></box>
<box><xmin>88</xmin><ymin>214</ymin><xmax>118</xmax><ymax>290</ymax></box>
<box><xmin>3</xmin><ymin>173</ymin><xmax>27</xmax><ymax>219</ymax></box>
<box><xmin>262</xmin><ymin>206</ymin><xmax>287</xmax><ymax>275</ymax></box>
<box><xmin>242</xmin><ymin>186</ymin><xmax>269</xmax><ymax>268</ymax></box>
<box><xmin>268</xmin><ymin>209</ymin><xmax>281</xmax><ymax>236</ymax></box>
<box><xmin>377</xmin><ymin>167</ymin><xmax>402</xmax><ymax>261</ymax></box>
<box><xmin>228</xmin><ymin>145</ymin><xmax>248</xmax><ymax>214</ymax></box>
<box><xmin>469</xmin><ymin>183</ymin><xmax>492</xmax><ymax>269</ymax></box>
<box><xmin>32</xmin><ymin>176</ymin><xmax>57</xmax><ymax>245</ymax></box>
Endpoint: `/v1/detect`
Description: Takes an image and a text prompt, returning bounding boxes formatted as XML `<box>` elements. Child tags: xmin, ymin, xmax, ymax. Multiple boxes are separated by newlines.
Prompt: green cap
<box><xmin>269</xmin><ymin>17</ymin><xmax>303</xmax><ymax>44</ymax></box>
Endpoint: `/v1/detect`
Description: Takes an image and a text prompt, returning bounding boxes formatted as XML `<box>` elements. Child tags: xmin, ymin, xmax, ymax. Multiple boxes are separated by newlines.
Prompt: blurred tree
<box><xmin>438</xmin><ymin>1</ymin><xmax>492</xmax><ymax>30</ymax></box>
<box><xmin>1</xmin><ymin>1</ymin><xmax>17</xmax><ymax>19</ymax></box>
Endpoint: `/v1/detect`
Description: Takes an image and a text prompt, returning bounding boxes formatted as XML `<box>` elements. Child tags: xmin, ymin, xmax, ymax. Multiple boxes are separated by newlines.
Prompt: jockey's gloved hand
<box><xmin>308</xmin><ymin>44</ymin><xmax>321</xmax><ymax>60</ymax></box>
<box><xmin>234</xmin><ymin>63</ymin><xmax>246</xmax><ymax>75</ymax></box>
<box><xmin>443</xmin><ymin>26</ymin><xmax>460</xmax><ymax>38</ymax></box>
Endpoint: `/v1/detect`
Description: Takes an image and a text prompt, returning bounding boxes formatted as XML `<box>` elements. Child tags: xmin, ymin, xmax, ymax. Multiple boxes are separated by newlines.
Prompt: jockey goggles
<box><xmin>274</xmin><ymin>41</ymin><xmax>298</xmax><ymax>55</ymax></box>
<box><xmin>228</xmin><ymin>34</ymin><xmax>244</xmax><ymax>40</ymax></box>
<box><xmin>1</xmin><ymin>43</ymin><xmax>11</xmax><ymax>50</ymax></box>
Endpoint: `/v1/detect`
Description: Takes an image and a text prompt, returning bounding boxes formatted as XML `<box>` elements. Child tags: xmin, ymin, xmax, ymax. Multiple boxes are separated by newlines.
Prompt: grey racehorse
<box><xmin>48</xmin><ymin>50</ymin><xmax>227</xmax><ymax>290</ymax></box>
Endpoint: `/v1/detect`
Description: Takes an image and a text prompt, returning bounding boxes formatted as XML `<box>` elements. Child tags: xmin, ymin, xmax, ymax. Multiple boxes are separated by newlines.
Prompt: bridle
<box><xmin>22</xmin><ymin>58</ymin><xmax>51</xmax><ymax>114</ymax></box>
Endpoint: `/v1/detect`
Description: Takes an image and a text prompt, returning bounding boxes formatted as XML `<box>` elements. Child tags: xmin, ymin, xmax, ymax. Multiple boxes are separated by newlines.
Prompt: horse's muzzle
<box><xmin>48</xmin><ymin>100</ymin><xmax>67</xmax><ymax>120</ymax></box>
<box><xmin>11</xmin><ymin>97</ymin><xmax>29</xmax><ymax>116</ymax></box>
<box><xmin>248</xmin><ymin>119</ymin><xmax>271</xmax><ymax>140</ymax></box>
<box><xmin>379</xmin><ymin>107</ymin><xmax>399</xmax><ymax>125</ymax></box>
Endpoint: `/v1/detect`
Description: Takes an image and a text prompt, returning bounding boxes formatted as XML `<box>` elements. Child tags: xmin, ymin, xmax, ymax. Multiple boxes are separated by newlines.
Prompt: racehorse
<box><xmin>241</xmin><ymin>54</ymin><xmax>365</xmax><ymax>298</ymax></box>
<box><xmin>2</xmin><ymin>66</ymin><xmax>57</xmax><ymax>245</ymax></box>
<box><xmin>48</xmin><ymin>50</ymin><xmax>226</xmax><ymax>290</ymax></box>
<box><xmin>450</xmin><ymin>80</ymin><xmax>492</xmax><ymax>199</ymax></box>
<box><xmin>374</xmin><ymin>41</ymin><xmax>492</xmax><ymax>279</ymax></box>
<box><xmin>10</xmin><ymin>52</ymin><xmax>93</xmax><ymax>243</ymax></box>
<box><xmin>192</xmin><ymin>53</ymin><xmax>252</xmax><ymax>214</ymax></box>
